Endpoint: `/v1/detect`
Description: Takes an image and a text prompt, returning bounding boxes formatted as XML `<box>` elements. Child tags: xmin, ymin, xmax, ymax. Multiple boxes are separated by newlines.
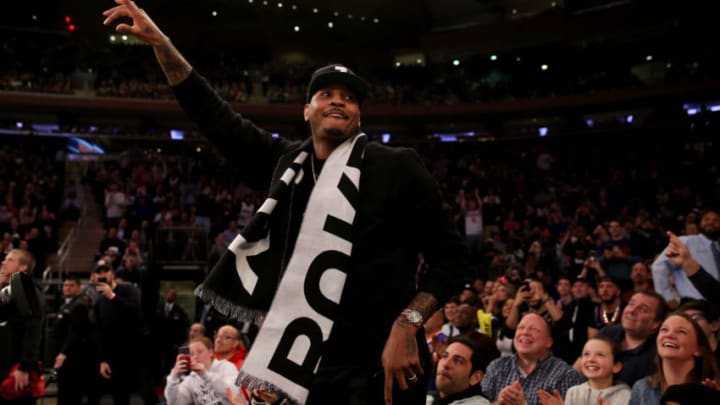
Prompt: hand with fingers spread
<box><xmin>12</xmin><ymin>369</ymin><xmax>29</xmax><ymax>392</ymax></box>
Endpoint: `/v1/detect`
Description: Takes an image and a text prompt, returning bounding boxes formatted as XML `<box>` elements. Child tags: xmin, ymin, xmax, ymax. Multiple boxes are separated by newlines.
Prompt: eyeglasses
<box><xmin>689</xmin><ymin>313</ymin><xmax>706</xmax><ymax>321</ymax></box>
<box><xmin>216</xmin><ymin>335</ymin><xmax>238</xmax><ymax>340</ymax></box>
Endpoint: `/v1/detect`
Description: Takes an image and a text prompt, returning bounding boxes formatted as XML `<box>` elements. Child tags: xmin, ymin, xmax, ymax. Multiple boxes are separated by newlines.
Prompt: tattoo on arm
<box><xmin>153</xmin><ymin>40</ymin><xmax>192</xmax><ymax>86</ymax></box>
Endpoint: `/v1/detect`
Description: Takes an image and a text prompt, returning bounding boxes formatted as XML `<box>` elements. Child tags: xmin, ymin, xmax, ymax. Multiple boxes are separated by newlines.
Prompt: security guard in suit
<box><xmin>51</xmin><ymin>276</ymin><xmax>92</xmax><ymax>405</ymax></box>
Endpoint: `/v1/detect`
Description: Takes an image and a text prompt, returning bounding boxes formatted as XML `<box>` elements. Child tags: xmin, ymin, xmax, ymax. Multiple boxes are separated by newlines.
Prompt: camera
<box><xmin>97</xmin><ymin>277</ymin><xmax>108</xmax><ymax>283</ymax></box>
<box><xmin>587</xmin><ymin>250</ymin><xmax>597</xmax><ymax>262</ymax></box>
<box><xmin>521</xmin><ymin>279</ymin><xmax>531</xmax><ymax>292</ymax></box>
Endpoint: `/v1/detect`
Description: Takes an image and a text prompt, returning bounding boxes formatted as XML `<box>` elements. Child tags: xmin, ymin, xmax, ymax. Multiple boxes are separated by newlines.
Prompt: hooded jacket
<box><xmin>564</xmin><ymin>381</ymin><xmax>631</xmax><ymax>405</ymax></box>
<box><xmin>164</xmin><ymin>359</ymin><xmax>238</xmax><ymax>405</ymax></box>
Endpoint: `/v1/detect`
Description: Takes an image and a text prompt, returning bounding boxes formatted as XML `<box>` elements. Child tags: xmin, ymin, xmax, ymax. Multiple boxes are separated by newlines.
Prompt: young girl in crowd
<box><xmin>538</xmin><ymin>335</ymin><xmax>631</xmax><ymax>405</ymax></box>
<box><xmin>164</xmin><ymin>336</ymin><xmax>239</xmax><ymax>404</ymax></box>
<box><xmin>630</xmin><ymin>312</ymin><xmax>720</xmax><ymax>405</ymax></box>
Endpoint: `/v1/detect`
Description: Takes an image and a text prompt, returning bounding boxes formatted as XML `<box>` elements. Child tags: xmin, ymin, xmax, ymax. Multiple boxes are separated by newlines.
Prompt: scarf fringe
<box><xmin>237</xmin><ymin>372</ymin><xmax>300</xmax><ymax>405</ymax></box>
<box><xmin>194</xmin><ymin>284</ymin><xmax>266</xmax><ymax>324</ymax></box>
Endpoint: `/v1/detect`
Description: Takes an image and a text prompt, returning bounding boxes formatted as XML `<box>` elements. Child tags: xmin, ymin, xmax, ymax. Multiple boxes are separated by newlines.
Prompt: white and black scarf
<box><xmin>196</xmin><ymin>134</ymin><xmax>366</xmax><ymax>404</ymax></box>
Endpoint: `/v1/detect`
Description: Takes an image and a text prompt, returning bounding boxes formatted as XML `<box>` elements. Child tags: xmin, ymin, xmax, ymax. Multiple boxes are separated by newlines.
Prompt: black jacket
<box><xmin>431</xmin><ymin>384</ymin><xmax>489</xmax><ymax>405</ymax></box>
<box><xmin>93</xmin><ymin>283</ymin><xmax>142</xmax><ymax>364</ymax></box>
<box><xmin>52</xmin><ymin>294</ymin><xmax>91</xmax><ymax>361</ymax></box>
<box><xmin>0</xmin><ymin>272</ymin><xmax>45</xmax><ymax>373</ymax></box>
<box><xmin>174</xmin><ymin>71</ymin><xmax>468</xmax><ymax>368</ymax></box>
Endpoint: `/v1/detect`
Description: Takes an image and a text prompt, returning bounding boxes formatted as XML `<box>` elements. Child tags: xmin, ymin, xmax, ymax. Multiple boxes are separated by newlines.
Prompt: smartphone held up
<box><xmin>179</xmin><ymin>346</ymin><xmax>191</xmax><ymax>375</ymax></box>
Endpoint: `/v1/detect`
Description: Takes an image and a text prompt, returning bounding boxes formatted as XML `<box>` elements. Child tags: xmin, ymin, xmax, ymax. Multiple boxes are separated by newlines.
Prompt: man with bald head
<box><xmin>480</xmin><ymin>313</ymin><xmax>583</xmax><ymax>405</ymax></box>
<box><xmin>214</xmin><ymin>324</ymin><xmax>248</xmax><ymax>370</ymax></box>
<box><xmin>188</xmin><ymin>322</ymin><xmax>205</xmax><ymax>343</ymax></box>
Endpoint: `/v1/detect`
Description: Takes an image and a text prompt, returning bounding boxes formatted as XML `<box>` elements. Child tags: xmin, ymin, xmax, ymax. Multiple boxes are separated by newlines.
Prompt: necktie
<box><xmin>711</xmin><ymin>241</ymin><xmax>720</xmax><ymax>271</ymax></box>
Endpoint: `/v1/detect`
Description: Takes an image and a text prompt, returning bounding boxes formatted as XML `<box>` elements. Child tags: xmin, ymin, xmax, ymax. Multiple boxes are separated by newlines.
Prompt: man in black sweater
<box><xmin>92</xmin><ymin>264</ymin><xmax>142</xmax><ymax>405</ymax></box>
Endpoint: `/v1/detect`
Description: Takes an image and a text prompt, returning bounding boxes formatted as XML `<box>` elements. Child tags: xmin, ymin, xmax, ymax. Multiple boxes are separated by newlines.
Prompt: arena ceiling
<box><xmin>3</xmin><ymin>0</ymin><xmax>652</xmax><ymax>51</ymax></box>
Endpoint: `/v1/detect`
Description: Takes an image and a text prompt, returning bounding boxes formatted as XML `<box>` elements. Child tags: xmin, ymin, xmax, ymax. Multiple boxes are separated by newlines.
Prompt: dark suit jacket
<box><xmin>155</xmin><ymin>301</ymin><xmax>190</xmax><ymax>348</ymax></box>
<box><xmin>0</xmin><ymin>272</ymin><xmax>45</xmax><ymax>374</ymax></box>
<box><xmin>52</xmin><ymin>294</ymin><xmax>91</xmax><ymax>362</ymax></box>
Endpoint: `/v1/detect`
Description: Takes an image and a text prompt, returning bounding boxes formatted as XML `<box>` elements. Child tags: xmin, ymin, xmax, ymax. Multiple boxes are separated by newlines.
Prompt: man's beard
<box><xmin>322</xmin><ymin>127</ymin><xmax>358</xmax><ymax>142</ymax></box>
<box><xmin>702</xmin><ymin>228</ymin><xmax>720</xmax><ymax>240</ymax></box>
<box><xmin>324</xmin><ymin>127</ymin><xmax>344</xmax><ymax>137</ymax></box>
<box><xmin>602</xmin><ymin>297</ymin><xmax>618</xmax><ymax>305</ymax></box>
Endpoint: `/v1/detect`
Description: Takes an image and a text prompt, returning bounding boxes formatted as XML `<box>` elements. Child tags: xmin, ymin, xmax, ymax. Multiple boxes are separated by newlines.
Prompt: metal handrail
<box><xmin>55</xmin><ymin>173</ymin><xmax>87</xmax><ymax>280</ymax></box>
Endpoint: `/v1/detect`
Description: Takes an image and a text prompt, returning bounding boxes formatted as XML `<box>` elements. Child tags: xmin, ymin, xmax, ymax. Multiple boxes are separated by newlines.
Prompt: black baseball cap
<box><xmin>94</xmin><ymin>260</ymin><xmax>113</xmax><ymax>272</ymax></box>
<box><xmin>306</xmin><ymin>64</ymin><xmax>369</xmax><ymax>105</ymax></box>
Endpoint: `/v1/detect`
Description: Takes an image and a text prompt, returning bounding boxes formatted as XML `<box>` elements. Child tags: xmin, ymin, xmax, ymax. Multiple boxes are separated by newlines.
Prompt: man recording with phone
<box><xmin>504</xmin><ymin>278</ymin><xmax>563</xmax><ymax>331</ymax></box>
<box><xmin>92</xmin><ymin>263</ymin><xmax>142</xmax><ymax>405</ymax></box>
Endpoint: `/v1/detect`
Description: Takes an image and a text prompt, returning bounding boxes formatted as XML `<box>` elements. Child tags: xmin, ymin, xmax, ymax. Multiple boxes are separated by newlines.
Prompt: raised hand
<box><xmin>102</xmin><ymin>0</ymin><xmax>167</xmax><ymax>47</ymax></box>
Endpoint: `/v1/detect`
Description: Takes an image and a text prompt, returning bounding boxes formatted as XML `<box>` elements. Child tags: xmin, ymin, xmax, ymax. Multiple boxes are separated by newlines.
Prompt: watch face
<box><xmin>406</xmin><ymin>310</ymin><xmax>422</xmax><ymax>324</ymax></box>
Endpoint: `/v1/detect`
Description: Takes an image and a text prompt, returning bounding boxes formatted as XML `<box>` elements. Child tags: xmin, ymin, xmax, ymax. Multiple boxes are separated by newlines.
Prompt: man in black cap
<box><xmin>103</xmin><ymin>1</ymin><xmax>467</xmax><ymax>404</ymax></box>
<box><xmin>91</xmin><ymin>261</ymin><xmax>143</xmax><ymax>405</ymax></box>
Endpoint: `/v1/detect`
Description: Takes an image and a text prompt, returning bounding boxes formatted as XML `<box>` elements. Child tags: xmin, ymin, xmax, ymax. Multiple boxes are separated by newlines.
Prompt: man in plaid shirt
<box><xmin>480</xmin><ymin>313</ymin><xmax>584</xmax><ymax>405</ymax></box>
